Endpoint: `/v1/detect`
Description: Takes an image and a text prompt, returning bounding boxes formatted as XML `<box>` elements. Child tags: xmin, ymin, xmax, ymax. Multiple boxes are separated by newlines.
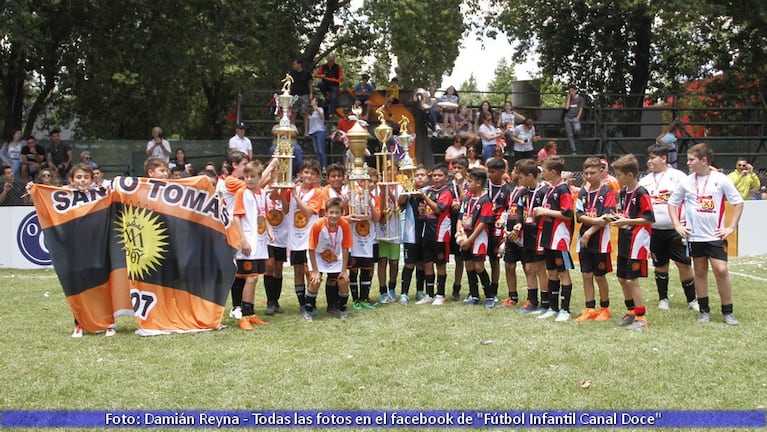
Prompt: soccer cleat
<box><xmin>352</xmin><ymin>301</ymin><xmax>363</xmax><ymax>311</ymax></box>
<box><xmin>485</xmin><ymin>298</ymin><xmax>495</xmax><ymax>309</ymax></box>
<box><xmin>432</xmin><ymin>295</ymin><xmax>447</xmax><ymax>305</ymax></box>
<box><xmin>415</xmin><ymin>291</ymin><xmax>426</xmax><ymax>300</ymax></box>
<box><xmin>531</xmin><ymin>307</ymin><xmax>548</xmax><ymax>315</ymax></box>
<box><xmin>465</xmin><ymin>296</ymin><xmax>480</xmax><ymax>306</ymax></box>
<box><xmin>698</xmin><ymin>312</ymin><xmax>711</xmax><ymax>324</ymax></box>
<box><xmin>658</xmin><ymin>299</ymin><xmax>670</xmax><ymax>311</ymax></box>
<box><xmin>273</xmin><ymin>303</ymin><xmax>284</xmax><ymax>314</ymax></box>
<box><xmin>238</xmin><ymin>318</ymin><xmax>254</xmax><ymax>331</ymax></box>
<box><xmin>723</xmin><ymin>313</ymin><xmax>740</xmax><ymax>326</ymax></box>
<box><xmin>555</xmin><ymin>309</ymin><xmax>571</xmax><ymax>322</ymax></box>
<box><xmin>247</xmin><ymin>315</ymin><xmax>269</xmax><ymax>325</ymax></box>
<box><xmin>416</xmin><ymin>295</ymin><xmax>434</xmax><ymax>305</ymax></box>
<box><xmin>337</xmin><ymin>310</ymin><xmax>349</xmax><ymax>320</ymax></box>
<box><xmin>398</xmin><ymin>294</ymin><xmax>408</xmax><ymax>305</ymax></box>
<box><xmin>687</xmin><ymin>299</ymin><xmax>700</xmax><ymax>312</ymax></box>
<box><xmin>626</xmin><ymin>316</ymin><xmax>648</xmax><ymax>330</ymax></box>
<box><xmin>71</xmin><ymin>325</ymin><xmax>83</xmax><ymax>338</ymax></box>
<box><xmin>500</xmin><ymin>298</ymin><xmax>518</xmax><ymax>307</ymax></box>
<box><xmin>300</xmin><ymin>307</ymin><xmax>314</xmax><ymax>322</ymax></box>
<box><xmin>451</xmin><ymin>288</ymin><xmax>461</xmax><ymax>302</ymax></box>
<box><xmin>616</xmin><ymin>312</ymin><xmax>636</xmax><ymax>326</ymax></box>
<box><xmin>519</xmin><ymin>300</ymin><xmax>538</xmax><ymax>314</ymax></box>
<box><xmin>594</xmin><ymin>307</ymin><xmax>612</xmax><ymax>321</ymax></box>
<box><xmin>105</xmin><ymin>328</ymin><xmax>116</xmax><ymax>337</ymax></box>
<box><xmin>360</xmin><ymin>300</ymin><xmax>376</xmax><ymax>309</ymax></box>
<box><xmin>380</xmin><ymin>293</ymin><xmax>395</xmax><ymax>304</ymax></box>
<box><xmin>264</xmin><ymin>303</ymin><xmax>278</xmax><ymax>316</ymax></box>
<box><xmin>537</xmin><ymin>309</ymin><xmax>557</xmax><ymax>319</ymax></box>
<box><xmin>229</xmin><ymin>306</ymin><xmax>243</xmax><ymax>320</ymax></box>
<box><xmin>388</xmin><ymin>289</ymin><xmax>397</xmax><ymax>301</ymax></box>
<box><xmin>574</xmin><ymin>308</ymin><xmax>598</xmax><ymax>322</ymax></box>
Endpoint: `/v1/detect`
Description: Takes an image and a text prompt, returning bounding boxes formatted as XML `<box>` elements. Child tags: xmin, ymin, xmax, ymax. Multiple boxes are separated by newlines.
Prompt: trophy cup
<box><xmin>397</xmin><ymin>116</ymin><xmax>417</xmax><ymax>194</ymax></box>
<box><xmin>345</xmin><ymin>113</ymin><xmax>371</xmax><ymax>217</ymax></box>
<box><xmin>271</xmin><ymin>73</ymin><xmax>298</xmax><ymax>188</ymax></box>
<box><xmin>373</xmin><ymin>107</ymin><xmax>401</xmax><ymax>241</ymax></box>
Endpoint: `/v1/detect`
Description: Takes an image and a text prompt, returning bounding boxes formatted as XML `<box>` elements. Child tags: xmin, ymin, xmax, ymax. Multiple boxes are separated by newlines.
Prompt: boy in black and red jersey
<box><xmin>500</xmin><ymin>166</ymin><xmax>526</xmax><ymax>307</ymax></box>
<box><xmin>513</xmin><ymin>159</ymin><xmax>550</xmax><ymax>314</ymax></box>
<box><xmin>456</xmin><ymin>169</ymin><xmax>496</xmax><ymax>307</ymax></box>
<box><xmin>414</xmin><ymin>163</ymin><xmax>453</xmax><ymax>305</ymax></box>
<box><xmin>574</xmin><ymin>157</ymin><xmax>616</xmax><ymax>322</ymax></box>
<box><xmin>485</xmin><ymin>157</ymin><xmax>514</xmax><ymax>305</ymax></box>
<box><xmin>610</xmin><ymin>154</ymin><xmax>655</xmax><ymax>330</ymax></box>
<box><xmin>532</xmin><ymin>156</ymin><xmax>576</xmax><ymax>322</ymax></box>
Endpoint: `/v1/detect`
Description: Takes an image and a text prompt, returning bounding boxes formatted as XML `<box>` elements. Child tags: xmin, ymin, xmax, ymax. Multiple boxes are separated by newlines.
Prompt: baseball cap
<box><xmin>599</xmin><ymin>158</ymin><xmax>609</xmax><ymax>167</ymax></box>
<box><xmin>235</xmin><ymin>122</ymin><xmax>246</xmax><ymax>129</ymax></box>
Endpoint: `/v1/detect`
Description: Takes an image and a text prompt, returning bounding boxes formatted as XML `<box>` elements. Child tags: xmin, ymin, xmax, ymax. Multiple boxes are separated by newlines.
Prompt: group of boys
<box><xmin>222</xmin><ymin>140</ymin><xmax>743</xmax><ymax>330</ymax></box>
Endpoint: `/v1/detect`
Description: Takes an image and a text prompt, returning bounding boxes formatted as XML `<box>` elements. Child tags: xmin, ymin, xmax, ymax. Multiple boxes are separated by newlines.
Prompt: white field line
<box><xmin>729</xmin><ymin>271</ymin><xmax>767</xmax><ymax>282</ymax></box>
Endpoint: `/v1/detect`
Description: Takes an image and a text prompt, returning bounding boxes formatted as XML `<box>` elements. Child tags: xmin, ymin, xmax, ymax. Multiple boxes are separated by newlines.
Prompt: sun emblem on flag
<box><xmin>115</xmin><ymin>205</ymin><xmax>169</xmax><ymax>280</ymax></box>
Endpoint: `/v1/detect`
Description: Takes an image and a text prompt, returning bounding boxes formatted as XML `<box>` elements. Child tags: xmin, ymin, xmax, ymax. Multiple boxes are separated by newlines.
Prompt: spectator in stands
<box><xmin>473</xmin><ymin>100</ymin><xmax>494</xmax><ymax>134</ymax></box>
<box><xmin>169</xmin><ymin>148</ymin><xmax>193</xmax><ymax>177</ymax></box>
<box><xmin>0</xmin><ymin>165</ymin><xmax>29</xmax><ymax>206</ymax></box>
<box><xmin>425</xmin><ymin>85</ymin><xmax>442</xmax><ymax>136</ymax></box>
<box><xmin>21</xmin><ymin>135</ymin><xmax>45</xmax><ymax>180</ymax></box>
<box><xmin>511</xmin><ymin>118</ymin><xmax>539</xmax><ymax>162</ymax></box>
<box><xmin>35</xmin><ymin>168</ymin><xmax>60</xmax><ymax>186</ymax></box>
<box><xmin>46</xmin><ymin>128</ymin><xmax>72</xmax><ymax>180</ymax></box>
<box><xmin>228</xmin><ymin>122</ymin><xmax>253</xmax><ymax>159</ymax></box>
<box><xmin>499</xmin><ymin>101</ymin><xmax>526</xmax><ymax>150</ymax></box>
<box><xmin>537</xmin><ymin>140</ymin><xmax>558</xmax><ymax>165</ymax></box>
<box><xmin>145</xmin><ymin>126</ymin><xmax>171</xmax><ymax>162</ymax></box>
<box><xmin>489</xmin><ymin>145</ymin><xmax>510</xmax><ymax>175</ymax></box>
<box><xmin>564</xmin><ymin>85</ymin><xmax>585</xmax><ymax>154</ymax></box>
<box><xmin>383</xmin><ymin>77</ymin><xmax>400</xmax><ymax>118</ymax></box>
<box><xmin>1</xmin><ymin>129</ymin><xmax>24</xmax><ymax>178</ymax></box>
<box><xmin>316</xmin><ymin>53</ymin><xmax>344</xmax><ymax>119</ymax></box>
<box><xmin>204</xmin><ymin>162</ymin><xmax>218</xmax><ymax>175</ymax></box>
<box><xmin>444</xmin><ymin>136</ymin><xmax>467</xmax><ymax>168</ymax></box>
<box><xmin>91</xmin><ymin>167</ymin><xmax>108</xmax><ymax>189</ymax></box>
<box><xmin>79</xmin><ymin>151</ymin><xmax>98</xmax><ymax>169</ymax></box>
<box><xmin>437</xmin><ymin>86</ymin><xmax>459</xmax><ymax>136</ymax></box>
<box><xmin>599</xmin><ymin>158</ymin><xmax>620</xmax><ymax>194</ymax></box>
<box><xmin>289</xmin><ymin>58</ymin><xmax>313</xmax><ymax>135</ymax></box>
<box><xmin>727</xmin><ymin>158</ymin><xmax>760</xmax><ymax>200</ymax></box>
<box><xmin>354</xmin><ymin>74</ymin><xmax>373</xmax><ymax>120</ymax></box>
<box><xmin>455</xmin><ymin>105</ymin><xmax>479</xmax><ymax>147</ymax></box>
<box><xmin>761</xmin><ymin>185</ymin><xmax>767</xmax><ymax>200</ymax></box>
<box><xmin>656</xmin><ymin>119</ymin><xmax>682</xmax><ymax>168</ymax></box>
<box><xmin>466</xmin><ymin>146</ymin><xmax>484</xmax><ymax>170</ymax></box>
<box><xmin>308</xmin><ymin>96</ymin><xmax>328</xmax><ymax>170</ymax></box>
<box><xmin>478</xmin><ymin>112</ymin><xmax>503</xmax><ymax>162</ymax></box>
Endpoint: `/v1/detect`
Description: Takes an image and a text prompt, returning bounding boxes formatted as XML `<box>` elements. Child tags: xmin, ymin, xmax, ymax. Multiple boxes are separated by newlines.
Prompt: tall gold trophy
<box><xmin>373</xmin><ymin>107</ymin><xmax>401</xmax><ymax>241</ymax></box>
<box><xmin>271</xmin><ymin>73</ymin><xmax>298</xmax><ymax>187</ymax></box>
<box><xmin>345</xmin><ymin>106</ymin><xmax>371</xmax><ymax>217</ymax></box>
<box><xmin>397</xmin><ymin>116</ymin><xmax>417</xmax><ymax>194</ymax></box>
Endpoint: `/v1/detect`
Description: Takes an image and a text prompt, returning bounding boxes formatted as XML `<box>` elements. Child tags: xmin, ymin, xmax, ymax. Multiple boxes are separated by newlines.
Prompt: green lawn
<box><xmin>1</xmin><ymin>256</ymin><xmax>766</xmax><ymax>431</ymax></box>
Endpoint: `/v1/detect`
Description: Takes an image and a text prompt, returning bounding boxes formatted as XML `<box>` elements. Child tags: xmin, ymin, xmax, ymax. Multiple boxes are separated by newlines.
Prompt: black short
<box><xmin>236</xmin><ymin>259</ymin><xmax>266</xmax><ymax>277</ymax></box>
<box><xmin>268</xmin><ymin>245</ymin><xmax>287</xmax><ymax>262</ymax></box>
<box><xmin>521</xmin><ymin>248</ymin><xmax>546</xmax><ymax>264</ymax></box>
<box><xmin>488</xmin><ymin>235</ymin><xmax>500</xmax><ymax>262</ymax></box>
<box><xmin>578</xmin><ymin>251</ymin><xmax>612</xmax><ymax>276</ymax></box>
<box><xmin>503</xmin><ymin>240</ymin><xmax>523</xmax><ymax>264</ymax></box>
<box><xmin>460</xmin><ymin>248</ymin><xmax>485</xmax><ymax>262</ymax></box>
<box><xmin>290</xmin><ymin>250</ymin><xmax>308</xmax><ymax>266</ymax></box>
<box><xmin>403</xmin><ymin>243</ymin><xmax>422</xmax><ymax>264</ymax></box>
<box><xmin>372</xmin><ymin>243</ymin><xmax>379</xmax><ymax>261</ymax></box>
<box><xmin>616</xmin><ymin>256</ymin><xmax>648</xmax><ymax>279</ymax></box>
<box><xmin>689</xmin><ymin>240</ymin><xmax>728</xmax><ymax>261</ymax></box>
<box><xmin>544</xmin><ymin>249</ymin><xmax>574</xmax><ymax>272</ymax></box>
<box><xmin>651</xmin><ymin>229</ymin><xmax>691</xmax><ymax>267</ymax></box>
<box><xmin>422</xmin><ymin>238</ymin><xmax>449</xmax><ymax>265</ymax></box>
<box><xmin>349</xmin><ymin>256</ymin><xmax>374</xmax><ymax>270</ymax></box>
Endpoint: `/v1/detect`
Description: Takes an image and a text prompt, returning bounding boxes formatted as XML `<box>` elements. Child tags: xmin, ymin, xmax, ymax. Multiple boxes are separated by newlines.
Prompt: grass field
<box><xmin>1</xmin><ymin>256</ymin><xmax>766</xmax><ymax>431</ymax></box>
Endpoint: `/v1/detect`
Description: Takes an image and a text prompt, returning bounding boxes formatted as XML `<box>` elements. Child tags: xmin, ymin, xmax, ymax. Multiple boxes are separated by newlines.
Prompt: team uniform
<box><xmin>459</xmin><ymin>191</ymin><xmax>495</xmax><ymax>302</ymax></box>
<box><xmin>516</xmin><ymin>184</ymin><xmax>549</xmax><ymax>264</ymax></box>
<box><xmin>401</xmin><ymin>192</ymin><xmax>425</xmax><ymax>299</ymax></box>
<box><xmin>347</xmin><ymin>185</ymin><xmax>379</xmax><ymax>305</ymax></box>
<box><xmin>616</xmin><ymin>185</ymin><xmax>655</xmax><ymax>279</ymax></box>
<box><xmin>420</xmin><ymin>184</ymin><xmax>453</xmax><ymax>264</ymax></box>
<box><xmin>306</xmin><ymin>217</ymin><xmax>354</xmax><ymax>316</ymax></box>
<box><xmin>232</xmin><ymin>188</ymin><xmax>270</xmax><ymax>276</ymax></box>
<box><xmin>286</xmin><ymin>185</ymin><xmax>324</xmax><ymax>266</ymax></box>
<box><xmin>502</xmin><ymin>186</ymin><xmax>526</xmax><ymax>264</ymax></box>
<box><xmin>575</xmin><ymin>184</ymin><xmax>616</xmax><ymax>275</ymax></box>
<box><xmin>668</xmin><ymin>170</ymin><xmax>743</xmax><ymax>261</ymax></box>
<box><xmin>539</xmin><ymin>181</ymin><xmax>575</xmax><ymax>271</ymax></box>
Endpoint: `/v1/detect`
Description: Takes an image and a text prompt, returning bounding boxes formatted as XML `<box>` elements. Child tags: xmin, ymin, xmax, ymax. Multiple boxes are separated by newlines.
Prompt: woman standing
<box><xmin>656</xmin><ymin>119</ymin><xmax>682</xmax><ymax>168</ymax></box>
<box><xmin>511</xmin><ymin>118</ymin><xmax>539</xmax><ymax>162</ymax></box>
<box><xmin>0</xmin><ymin>129</ymin><xmax>23</xmax><ymax>177</ymax></box>
<box><xmin>477</xmin><ymin>112</ymin><xmax>502</xmax><ymax>161</ymax></box>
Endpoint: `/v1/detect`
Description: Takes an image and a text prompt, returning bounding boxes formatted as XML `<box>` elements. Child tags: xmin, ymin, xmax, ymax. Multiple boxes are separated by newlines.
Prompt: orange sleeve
<box><xmin>307</xmin><ymin>187</ymin><xmax>324</xmax><ymax>214</ymax></box>
<box><xmin>340</xmin><ymin>219</ymin><xmax>353</xmax><ymax>248</ymax></box>
<box><xmin>232</xmin><ymin>189</ymin><xmax>246</xmax><ymax>217</ymax></box>
<box><xmin>308</xmin><ymin>218</ymin><xmax>325</xmax><ymax>251</ymax></box>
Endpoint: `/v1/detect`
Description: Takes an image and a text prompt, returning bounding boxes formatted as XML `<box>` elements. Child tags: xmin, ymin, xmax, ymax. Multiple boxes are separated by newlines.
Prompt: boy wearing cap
<box><xmin>229</xmin><ymin>123</ymin><xmax>253</xmax><ymax>159</ymax></box>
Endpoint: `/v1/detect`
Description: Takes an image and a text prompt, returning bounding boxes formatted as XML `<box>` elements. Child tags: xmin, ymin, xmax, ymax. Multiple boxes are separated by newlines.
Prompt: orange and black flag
<box><xmin>30</xmin><ymin>185</ymin><xmax>133</xmax><ymax>334</ymax></box>
<box><xmin>110</xmin><ymin>176</ymin><xmax>237</xmax><ymax>335</ymax></box>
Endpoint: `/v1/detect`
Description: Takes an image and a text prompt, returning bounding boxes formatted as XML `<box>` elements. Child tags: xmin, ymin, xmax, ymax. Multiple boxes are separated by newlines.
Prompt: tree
<box><xmin>458</xmin><ymin>74</ymin><xmax>480</xmax><ymax>107</ymax></box>
<box><xmin>486</xmin><ymin>58</ymin><xmax>517</xmax><ymax>107</ymax></box>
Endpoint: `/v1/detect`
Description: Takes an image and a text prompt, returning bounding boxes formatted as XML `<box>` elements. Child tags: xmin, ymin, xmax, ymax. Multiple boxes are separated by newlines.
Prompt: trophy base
<box><xmin>376</xmin><ymin>236</ymin><xmax>401</xmax><ymax>243</ymax></box>
<box><xmin>270</xmin><ymin>183</ymin><xmax>295</xmax><ymax>189</ymax></box>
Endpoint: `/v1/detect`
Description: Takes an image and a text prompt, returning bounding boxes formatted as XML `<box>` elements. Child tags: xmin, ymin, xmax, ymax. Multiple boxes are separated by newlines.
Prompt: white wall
<box><xmin>737</xmin><ymin>200</ymin><xmax>767</xmax><ymax>256</ymax></box>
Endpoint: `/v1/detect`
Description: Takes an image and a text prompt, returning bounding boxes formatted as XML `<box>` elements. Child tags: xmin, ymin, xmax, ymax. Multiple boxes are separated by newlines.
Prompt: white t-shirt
<box><xmin>233</xmin><ymin>188</ymin><xmax>269</xmax><ymax>260</ymax></box>
<box><xmin>228</xmin><ymin>135</ymin><xmax>252</xmax><ymax>155</ymax></box>
<box><xmin>478</xmin><ymin>123</ymin><xmax>497</xmax><ymax>148</ymax></box>
<box><xmin>668</xmin><ymin>170</ymin><xmax>743</xmax><ymax>242</ymax></box>
<box><xmin>146</xmin><ymin>139</ymin><xmax>171</xmax><ymax>162</ymax></box>
<box><xmin>638</xmin><ymin>166</ymin><xmax>688</xmax><ymax>229</ymax></box>
<box><xmin>444</xmin><ymin>145</ymin><xmax>467</xmax><ymax>162</ymax></box>
<box><xmin>512</xmin><ymin>124</ymin><xmax>535</xmax><ymax>152</ymax></box>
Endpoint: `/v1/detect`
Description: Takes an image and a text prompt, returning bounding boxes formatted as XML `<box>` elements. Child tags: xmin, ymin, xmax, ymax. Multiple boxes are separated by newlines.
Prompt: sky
<box><xmin>441</xmin><ymin>33</ymin><xmax>538</xmax><ymax>91</ymax></box>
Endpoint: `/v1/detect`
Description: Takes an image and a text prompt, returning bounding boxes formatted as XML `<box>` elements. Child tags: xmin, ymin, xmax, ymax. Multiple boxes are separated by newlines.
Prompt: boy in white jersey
<box><xmin>348</xmin><ymin>168</ymin><xmax>381</xmax><ymax>309</ymax></box>
<box><xmin>306</xmin><ymin>198</ymin><xmax>353</xmax><ymax>320</ymax></box>
<box><xmin>232</xmin><ymin>161</ymin><xmax>272</xmax><ymax>330</ymax></box>
<box><xmin>638</xmin><ymin>144</ymin><xmax>698</xmax><ymax>312</ymax></box>
<box><xmin>668</xmin><ymin>143</ymin><xmax>744</xmax><ymax>325</ymax></box>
